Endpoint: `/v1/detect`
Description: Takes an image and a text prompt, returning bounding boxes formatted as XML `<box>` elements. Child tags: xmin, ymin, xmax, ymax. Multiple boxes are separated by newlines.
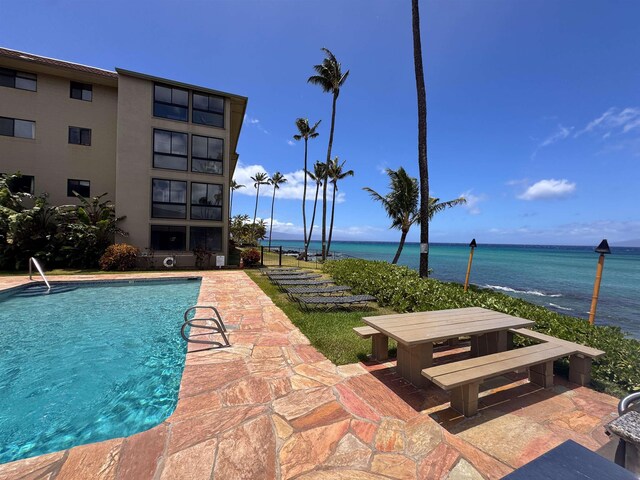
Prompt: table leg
<box><xmin>397</xmin><ymin>342</ymin><xmax>433</xmax><ymax>388</ymax></box>
<box><xmin>529</xmin><ymin>361</ymin><xmax>554</xmax><ymax>388</ymax></box>
<box><xmin>371</xmin><ymin>334</ymin><xmax>389</xmax><ymax>361</ymax></box>
<box><xmin>450</xmin><ymin>382</ymin><xmax>480</xmax><ymax>417</ymax></box>
<box><xmin>472</xmin><ymin>331</ymin><xmax>509</xmax><ymax>357</ymax></box>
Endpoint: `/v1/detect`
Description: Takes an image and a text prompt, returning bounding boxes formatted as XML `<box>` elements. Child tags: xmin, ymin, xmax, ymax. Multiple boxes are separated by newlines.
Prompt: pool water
<box><xmin>0</xmin><ymin>278</ymin><xmax>200</xmax><ymax>464</ymax></box>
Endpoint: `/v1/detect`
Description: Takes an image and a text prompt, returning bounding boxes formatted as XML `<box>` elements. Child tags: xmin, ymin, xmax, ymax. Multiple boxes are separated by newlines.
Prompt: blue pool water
<box><xmin>0</xmin><ymin>278</ymin><xmax>200</xmax><ymax>464</ymax></box>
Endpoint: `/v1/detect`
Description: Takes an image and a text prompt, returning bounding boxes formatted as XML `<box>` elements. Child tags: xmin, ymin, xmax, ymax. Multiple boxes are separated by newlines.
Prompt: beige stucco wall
<box><xmin>115</xmin><ymin>73</ymin><xmax>230</xmax><ymax>266</ymax></box>
<box><xmin>0</xmin><ymin>68</ymin><xmax>117</xmax><ymax>206</ymax></box>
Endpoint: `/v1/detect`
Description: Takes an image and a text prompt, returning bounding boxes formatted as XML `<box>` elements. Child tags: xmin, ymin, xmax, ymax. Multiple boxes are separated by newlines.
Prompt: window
<box><xmin>191</xmin><ymin>135</ymin><xmax>223</xmax><ymax>174</ymax></box>
<box><xmin>190</xmin><ymin>226</ymin><xmax>222</xmax><ymax>251</ymax></box>
<box><xmin>153</xmin><ymin>129</ymin><xmax>187</xmax><ymax>170</ymax></box>
<box><xmin>191</xmin><ymin>182</ymin><xmax>223</xmax><ymax>220</ymax></box>
<box><xmin>152</xmin><ymin>179</ymin><xmax>187</xmax><ymax>218</ymax></box>
<box><xmin>0</xmin><ymin>67</ymin><xmax>37</xmax><ymax>91</ymax></box>
<box><xmin>67</xmin><ymin>179</ymin><xmax>90</xmax><ymax>197</ymax></box>
<box><xmin>0</xmin><ymin>117</ymin><xmax>35</xmax><ymax>139</ymax></box>
<box><xmin>154</xmin><ymin>84</ymin><xmax>188</xmax><ymax>122</ymax></box>
<box><xmin>150</xmin><ymin>225</ymin><xmax>186</xmax><ymax>251</ymax></box>
<box><xmin>68</xmin><ymin>126</ymin><xmax>92</xmax><ymax>146</ymax></box>
<box><xmin>70</xmin><ymin>82</ymin><xmax>92</xmax><ymax>101</ymax></box>
<box><xmin>192</xmin><ymin>92</ymin><xmax>224</xmax><ymax>127</ymax></box>
<box><xmin>3</xmin><ymin>174</ymin><xmax>34</xmax><ymax>194</ymax></box>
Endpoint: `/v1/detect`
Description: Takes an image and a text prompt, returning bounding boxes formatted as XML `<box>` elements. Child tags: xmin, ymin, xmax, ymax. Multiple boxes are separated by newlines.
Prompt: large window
<box><xmin>191</xmin><ymin>135</ymin><xmax>223</xmax><ymax>174</ymax></box>
<box><xmin>154</xmin><ymin>84</ymin><xmax>188</xmax><ymax>122</ymax></box>
<box><xmin>152</xmin><ymin>179</ymin><xmax>187</xmax><ymax>218</ymax></box>
<box><xmin>0</xmin><ymin>117</ymin><xmax>35</xmax><ymax>139</ymax></box>
<box><xmin>150</xmin><ymin>225</ymin><xmax>186</xmax><ymax>251</ymax></box>
<box><xmin>68</xmin><ymin>126</ymin><xmax>92</xmax><ymax>146</ymax></box>
<box><xmin>67</xmin><ymin>179</ymin><xmax>90</xmax><ymax>197</ymax></box>
<box><xmin>190</xmin><ymin>226</ymin><xmax>222</xmax><ymax>251</ymax></box>
<box><xmin>0</xmin><ymin>67</ymin><xmax>37</xmax><ymax>91</ymax></box>
<box><xmin>192</xmin><ymin>92</ymin><xmax>224</xmax><ymax>127</ymax></box>
<box><xmin>191</xmin><ymin>182</ymin><xmax>223</xmax><ymax>221</ymax></box>
<box><xmin>153</xmin><ymin>129</ymin><xmax>188</xmax><ymax>170</ymax></box>
<box><xmin>70</xmin><ymin>82</ymin><xmax>92</xmax><ymax>101</ymax></box>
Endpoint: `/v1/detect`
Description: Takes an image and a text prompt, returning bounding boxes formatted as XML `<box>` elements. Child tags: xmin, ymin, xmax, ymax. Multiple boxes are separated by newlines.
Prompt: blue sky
<box><xmin>2</xmin><ymin>0</ymin><xmax>639</xmax><ymax>245</ymax></box>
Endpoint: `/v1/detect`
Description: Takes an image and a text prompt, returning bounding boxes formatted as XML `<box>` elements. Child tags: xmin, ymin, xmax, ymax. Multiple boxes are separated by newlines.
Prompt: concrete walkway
<box><xmin>0</xmin><ymin>271</ymin><xmax>619</xmax><ymax>479</ymax></box>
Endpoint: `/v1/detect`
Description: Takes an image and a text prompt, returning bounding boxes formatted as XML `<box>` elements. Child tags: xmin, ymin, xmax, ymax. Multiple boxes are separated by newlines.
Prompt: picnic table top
<box><xmin>361</xmin><ymin>306</ymin><xmax>534</xmax><ymax>346</ymax></box>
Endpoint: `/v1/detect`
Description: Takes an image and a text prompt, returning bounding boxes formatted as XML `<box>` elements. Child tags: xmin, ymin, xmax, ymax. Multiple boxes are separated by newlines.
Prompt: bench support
<box><xmin>569</xmin><ymin>355</ymin><xmax>592</xmax><ymax>386</ymax></box>
<box><xmin>529</xmin><ymin>360</ymin><xmax>554</xmax><ymax>388</ymax></box>
<box><xmin>471</xmin><ymin>331</ymin><xmax>509</xmax><ymax>357</ymax></box>
<box><xmin>372</xmin><ymin>334</ymin><xmax>389</xmax><ymax>361</ymax></box>
<box><xmin>397</xmin><ymin>342</ymin><xmax>433</xmax><ymax>388</ymax></box>
<box><xmin>451</xmin><ymin>382</ymin><xmax>480</xmax><ymax>417</ymax></box>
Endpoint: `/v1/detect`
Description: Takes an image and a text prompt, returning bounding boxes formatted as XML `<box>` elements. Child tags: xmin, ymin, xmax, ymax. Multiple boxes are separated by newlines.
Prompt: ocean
<box><xmin>273</xmin><ymin>240</ymin><xmax>640</xmax><ymax>339</ymax></box>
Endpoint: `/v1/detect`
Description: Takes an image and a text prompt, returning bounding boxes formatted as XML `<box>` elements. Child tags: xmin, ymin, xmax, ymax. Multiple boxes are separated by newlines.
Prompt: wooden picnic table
<box><xmin>361</xmin><ymin>306</ymin><xmax>535</xmax><ymax>387</ymax></box>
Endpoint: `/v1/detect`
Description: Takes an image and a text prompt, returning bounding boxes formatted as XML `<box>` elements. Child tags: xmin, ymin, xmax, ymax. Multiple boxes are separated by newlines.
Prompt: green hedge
<box><xmin>323</xmin><ymin>258</ymin><xmax>640</xmax><ymax>395</ymax></box>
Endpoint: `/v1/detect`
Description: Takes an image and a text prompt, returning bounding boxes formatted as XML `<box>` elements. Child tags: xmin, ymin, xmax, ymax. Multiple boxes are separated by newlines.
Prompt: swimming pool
<box><xmin>0</xmin><ymin>278</ymin><xmax>200</xmax><ymax>464</ymax></box>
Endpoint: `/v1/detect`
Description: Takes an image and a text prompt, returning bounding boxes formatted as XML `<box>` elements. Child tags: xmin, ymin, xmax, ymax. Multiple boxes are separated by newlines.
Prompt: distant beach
<box><xmin>273</xmin><ymin>240</ymin><xmax>640</xmax><ymax>339</ymax></box>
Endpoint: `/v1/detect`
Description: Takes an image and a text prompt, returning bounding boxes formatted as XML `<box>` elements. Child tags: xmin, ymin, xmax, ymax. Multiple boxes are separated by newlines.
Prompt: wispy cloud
<box><xmin>244</xmin><ymin>114</ymin><xmax>269</xmax><ymax>134</ymax></box>
<box><xmin>575</xmin><ymin>107</ymin><xmax>640</xmax><ymax>138</ymax></box>
<box><xmin>517</xmin><ymin>179</ymin><xmax>576</xmax><ymax>200</ymax></box>
<box><xmin>532</xmin><ymin>124</ymin><xmax>573</xmax><ymax>158</ymax></box>
<box><xmin>458</xmin><ymin>190</ymin><xmax>485</xmax><ymax>215</ymax></box>
<box><xmin>233</xmin><ymin>163</ymin><xmax>346</xmax><ymax>203</ymax></box>
<box><xmin>486</xmin><ymin>220</ymin><xmax>640</xmax><ymax>244</ymax></box>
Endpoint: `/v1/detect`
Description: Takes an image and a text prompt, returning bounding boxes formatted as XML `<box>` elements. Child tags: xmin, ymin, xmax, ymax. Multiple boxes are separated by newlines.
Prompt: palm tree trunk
<box><xmin>322</xmin><ymin>93</ymin><xmax>338</xmax><ymax>261</ymax></box>
<box><xmin>412</xmin><ymin>0</ymin><xmax>429</xmax><ymax>277</ymax></box>
<box><xmin>302</xmin><ymin>139</ymin><xmax>308</xmax><ymax>249</ymax></box>
<box><xmin>268</xmin><ymin>187</ymin><xmax>276</xmax><ymax>249</ymax></box>
<box><xmin>253</xmin><ymin>184</ymin><xmax>260</xmax><ymax>226</ymax></box>
<box><xmin>327</xmin><ymin>182</ymin><xmax>337</xmax><ymax>258</ymax></box>
<box><xmin>392</xmin><ymin>230</ymin><xmax>409</xmax><ymax>264</ymax></box>
<box><xmin>305</xmin><ymin>183</ymin><xmax>320</xmax><ymax>256</ymax></box>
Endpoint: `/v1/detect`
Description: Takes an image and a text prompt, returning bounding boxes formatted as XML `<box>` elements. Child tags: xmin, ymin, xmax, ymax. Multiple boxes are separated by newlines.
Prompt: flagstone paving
<box><xmin>0</xmin><ymin>271</ymin><xmax>620</xmax><ymax>479</ymax></box>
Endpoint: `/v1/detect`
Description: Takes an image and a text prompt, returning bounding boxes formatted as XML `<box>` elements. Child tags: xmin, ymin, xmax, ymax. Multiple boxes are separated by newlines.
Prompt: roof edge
<box><xmin>0</xmin><ymin>47</ymin><xmax>117</xmax><ymax>78</ymax></box>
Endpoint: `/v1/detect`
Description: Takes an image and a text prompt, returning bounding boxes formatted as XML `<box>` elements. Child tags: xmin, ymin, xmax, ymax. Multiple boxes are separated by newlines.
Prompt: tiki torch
<box><xmin>588</xmin><ymin>239</ymin><xmax>611</xmax><ymax>325</ymax></box>
<box><xmin>464</xmin><ymin>239</ymin><xmax>477</xmax><ymax>292</ymax></box>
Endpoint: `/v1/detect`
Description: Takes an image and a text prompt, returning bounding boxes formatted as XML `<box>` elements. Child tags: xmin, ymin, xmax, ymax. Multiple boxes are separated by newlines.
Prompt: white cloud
<box><xmin>576</xmin><ymin>107</ymin><xmax>640</xmax><ymax>138</ymax></box>
<box><xmin>458</xmin><ymin>190</ymin><xmax>484</xmax><ymax>215</ymax></box>
<box><xmin>517</xmin><ymin>179</ymin><xmax>576</xmax><ymax>200</ymax></box>
<box><xmin>540</xmin><ymin>124</ymin><xmax>573</xmax><ymax>147</ymax></box>
<box><xmin>244</xmin><ymin>114</ymin><xmax>269</xmax><ymax>134</ymax></box>
<box><xmin>233</xmin><ymin>163</ymin><xmax>346</xmax><ymax>203</ymax></box>
<box><xmin>484</xmin><ymin>220</ymin><xmax>640</xmax><ymax>244</ymax></box>
<box><xmin>287</xmin><ymin>140</ymin><xmax>295</xmax><ymax>146</ymax></box>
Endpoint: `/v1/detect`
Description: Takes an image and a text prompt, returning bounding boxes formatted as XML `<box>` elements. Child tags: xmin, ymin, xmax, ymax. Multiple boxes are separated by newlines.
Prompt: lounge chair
<box><xmin>273</xmin><ymin>279</ymin><xmax>335</xmax><ymax>290</ymax></box>
<box><xmin>293</xmin><ymin>294</ymin><xmax>377</xmax><ymax>311</ymax></box>
<box><xmin>284</xmin><ymin>285</ymin><xmax>351</xmax><ymax>295</ymax></box>
<box><xmin>269</xmin><ymin>274</ymin><xmax>322</xmax><ymax>282</ymax></box>
<box><xmin>260</xmin><ymin>267</ymin><xmax>300</xmax><ymax>275</ymax></box>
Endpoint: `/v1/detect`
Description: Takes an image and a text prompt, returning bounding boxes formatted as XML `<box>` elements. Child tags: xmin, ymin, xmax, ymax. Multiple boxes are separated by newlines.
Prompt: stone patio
<box><xmin>0</xmin><ymin>271</ymin><xmax>620</xmax><ymax>479</ymax></box>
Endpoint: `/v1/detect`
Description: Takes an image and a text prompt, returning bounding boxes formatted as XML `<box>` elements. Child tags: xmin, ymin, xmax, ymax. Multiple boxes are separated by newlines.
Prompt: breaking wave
<box><xmin>483</xmin><ymin>284</ymin><xmax>562</xmax><ymax>298</ymax></box>
<box><xmin>548</xmin><ymin>303</ymin><xmax>573</xmax><ymax>311</ymax></box>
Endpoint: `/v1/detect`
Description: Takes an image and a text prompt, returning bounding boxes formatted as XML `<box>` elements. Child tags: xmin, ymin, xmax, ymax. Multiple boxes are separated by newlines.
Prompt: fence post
<box><xmin>279</xmin><ymin>246</ymin><xmax>282</xmax><ymax>266</ymax></box>
<box><xmin>260</xmin><ymin>246</ymin><xmax>264</xmax><ymax>266</ymax></box>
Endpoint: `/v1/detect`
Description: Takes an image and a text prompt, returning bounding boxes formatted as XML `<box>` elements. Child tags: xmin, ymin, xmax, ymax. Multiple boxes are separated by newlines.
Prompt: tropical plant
<box><xmin>230</xmin><ymin>179</ymin><xmax>245</xmax><ymax>218</ymax></box>
<box><xmin>293</xmin><ymin>118</ymin><xmax>321</xmax><ymax>250</ymax></box>
<box><xmin>241</xmin><ymin>248</ymin><xmax>261</xmax><ymax>267</ymax></box>
<box><xmin>308</xmin><ymin>48</ymin><xmax>349</xmax><ymax>261</ymax></box>
<box><xmin>99</xmin><ymin>244</ymin><xmax>139</xmax><ymax>271</ymax></box>
<box><xmin>267</xmin><ymin>172</ymin><xmax>287</xmax><ymax>249</ymax></box>
<box><xmin>364</xmin><ymin>168</ymin><xmax>466</xmax><ymax>264</ymax></box>
<box><xmin>304</xmin><ymin>161</ymin><xmax>326</xmax><ymax>258</ymax></box>
<box><xmin>411</xmin><ymin>0</ymin><xmax>430</xmax><ymax>277</ymax></box>
<box><xmin>229</xmin><ymin>214</ymin><xmax>267</xmax><ymax>247</ymax></box>
<box><xmin>250</xmin><ymin>172</ymin><xmax>269</xmax><ymax>226</ymax></box>
<box><xmin>326</xmin><ymin>157</ymin><xmax>354</xmax><ymax>257</ymax></box>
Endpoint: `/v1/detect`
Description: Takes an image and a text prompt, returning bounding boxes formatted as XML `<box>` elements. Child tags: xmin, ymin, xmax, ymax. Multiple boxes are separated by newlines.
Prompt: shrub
<box><xmin>99</xmin><ymin>244</ymin><xmax>140</xmax><ymax>271</ymax></box>
<box><xmin>241</xmin><ymin>248</ymin><xmax>261</xmax><ymax>267</ymax></box>
<box><xmin>323</xmin><ymin>258</ymin><xmax>640</xmax><ymax>395</ymax></box>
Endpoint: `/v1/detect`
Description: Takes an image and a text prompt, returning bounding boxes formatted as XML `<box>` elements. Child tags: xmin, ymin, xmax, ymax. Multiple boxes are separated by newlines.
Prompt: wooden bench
<box><xmin>422</xmin><ymin>342</ymin><xmax>576</xmax><ymax>417</ymax></box>
<box><xmin>354</xmin><ymin>326</ymin><xmax>389</xmax><ymax>361</ymax></box>
<box><xmin>509</xmin><ymin>328</ymin><xmax>605</xmax><ymax>386</ymax></box>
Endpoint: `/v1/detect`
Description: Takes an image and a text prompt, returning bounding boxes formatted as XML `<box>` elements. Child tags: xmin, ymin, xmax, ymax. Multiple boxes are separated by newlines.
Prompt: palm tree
<box><xmin>229</xmin><ymin>179</ymin><xmax>245</xmax><ymax>219</ymax></box>
<box><xmin>267</xmin><ymin>172</ymin><xmax>287</xmax><ymax>249</ymax></box>
<box><xmin>364</xmin><ymin>168</ymin><xmax>466</xmax><ymax>264</ymax></box>
<box><xmin>326</xmin><ymin>157</ymin><xmax>354</xmax><ymax>257</ymax></box>
<box><xmin>412</xmin><ymin>0</ymin><xmax>430</xmax><ymax>277</ymax></box>
<box><xmin>304</xmin><ymin>161</ymin><xmax>326</xmax><ymax>258</ymax></box>
<box><xmin>250</xmin><ymin>172</ymin><xmax>269</xmax><ymax>226</ymax></box>
<box><xmin>308</xmin><ymin>48</ymin><xmax>349</xmax><ymax>261</ymax></box>
<box><xmin>293</xmin><ymin>118</ymin><xmax>321</xmax><ymax>249</ymax></box>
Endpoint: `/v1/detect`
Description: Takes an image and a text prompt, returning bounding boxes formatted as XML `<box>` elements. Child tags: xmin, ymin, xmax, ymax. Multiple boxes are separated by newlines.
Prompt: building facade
<box><xmin>0</xmin><ymin>48</ymin><xmax>247</xmax><ymax>267</ymax></box>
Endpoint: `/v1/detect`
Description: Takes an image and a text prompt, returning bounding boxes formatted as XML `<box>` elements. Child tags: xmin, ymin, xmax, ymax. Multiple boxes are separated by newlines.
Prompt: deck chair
<box><xmin>293</xmin><ymin>294</ymin><xmax>377</xmax><ymax>311</ymax></box>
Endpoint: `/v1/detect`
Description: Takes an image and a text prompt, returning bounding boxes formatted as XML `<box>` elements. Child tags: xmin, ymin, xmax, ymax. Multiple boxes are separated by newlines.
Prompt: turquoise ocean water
<box><xmin>275</xmin><ymin>240</ymin><xmax>640</xmax><ymax>339</ymax></box>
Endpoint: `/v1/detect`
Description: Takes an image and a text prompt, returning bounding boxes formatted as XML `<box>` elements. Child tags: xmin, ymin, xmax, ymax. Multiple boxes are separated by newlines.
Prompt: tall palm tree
<box><xmin>364</xmin><ymin>167</ymin><xmax>466</xmax><ymax>264</ymax></box>
<box><xmin>293</xmin><ymin>118</ymin><xmax>321</xmax><ymax>249</ymax></box>
<box><xmin>267</xmin><ymin>172</ymin><xmax>287</xmax><ymax>249</ymax></box>
<box><xmin>412</xmin><ymin>0</ymin><xmax>430</xmax><ymax>277</ymax></box>
<box><xmin>304</xmin><ymin>161</ymin><xmax>326</xmax><ymax>258</ymax></box>
<box><xmin>308</xmin><ymin>48</ymin><xmax>349</xmax><ymax>261</ymax></box>
<box><xmin>250</xmin><ymin>172</ymin><xmax>269</xmax><ymax>226</ymax></box>
<box><xmin>229</xmin><ymin>179</ymin><xmax>245</xmax><ymax>219</ymax></box>
<box><xmin>326</xmin><ymin>157</ymin><xmax>354</xmax><ymax>257</ymax></box>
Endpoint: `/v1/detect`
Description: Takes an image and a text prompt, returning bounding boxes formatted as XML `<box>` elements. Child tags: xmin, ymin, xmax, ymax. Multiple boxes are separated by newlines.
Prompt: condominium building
<box><xmin>0</xmin><ymin>47</ymin><xmax>247</xmax><ymax>267</ymax></box>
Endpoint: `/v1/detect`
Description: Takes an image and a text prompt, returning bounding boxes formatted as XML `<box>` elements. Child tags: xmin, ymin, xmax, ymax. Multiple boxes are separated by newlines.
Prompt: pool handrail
<box><xmin>28</xmin><ymin>257</ymin><xmax>51</xmax><ymax>291</ymax></box>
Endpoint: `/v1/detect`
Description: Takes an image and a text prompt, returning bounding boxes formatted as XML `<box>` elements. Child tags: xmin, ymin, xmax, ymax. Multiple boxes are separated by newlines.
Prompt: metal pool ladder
<box><xmin>28</xmin><ymin>257</ymin><xmax>51</xmax><ymax>292</ymax></box>
<box><xmin>181</xmin><ymin>305</ymin><xmax>230</xmax><ymax>348</ymax></box>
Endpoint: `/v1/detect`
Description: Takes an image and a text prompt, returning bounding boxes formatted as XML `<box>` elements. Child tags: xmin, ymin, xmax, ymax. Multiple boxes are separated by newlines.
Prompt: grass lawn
<box><xmin>245</xmin><ymin>269</ymin><xmax>397</xmax><ymax>365</ymax></box>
